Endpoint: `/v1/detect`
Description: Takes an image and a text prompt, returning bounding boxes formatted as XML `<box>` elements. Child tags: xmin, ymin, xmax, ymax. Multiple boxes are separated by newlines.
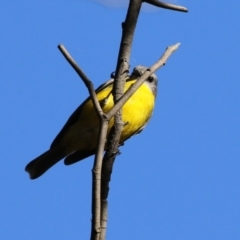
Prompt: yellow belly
<box><xmin>62</xmin><ymin>79</ymin><xmax>155</xmax><ymax>152</ymax></box>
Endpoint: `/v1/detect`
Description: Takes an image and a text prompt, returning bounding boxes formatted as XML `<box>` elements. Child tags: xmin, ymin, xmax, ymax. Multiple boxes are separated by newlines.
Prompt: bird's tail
<box><xmin>25</xmin><ymin>147</ymin><xmax>66</xmax><ymax>179</ymax></box>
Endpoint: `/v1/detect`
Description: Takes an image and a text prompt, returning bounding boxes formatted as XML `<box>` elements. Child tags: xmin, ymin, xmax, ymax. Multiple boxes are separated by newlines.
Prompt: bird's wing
<box><xmin>50</xmin><ymin>78</ymin><xmax>114</xmax><ymax>149</ymax></box>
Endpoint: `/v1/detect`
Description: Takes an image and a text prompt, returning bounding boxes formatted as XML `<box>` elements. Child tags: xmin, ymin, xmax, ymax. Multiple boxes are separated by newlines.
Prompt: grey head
<box><xmin>130</xmin><ymin>65</ymin><xmax>158</xmax><ymax>98</ymax></box>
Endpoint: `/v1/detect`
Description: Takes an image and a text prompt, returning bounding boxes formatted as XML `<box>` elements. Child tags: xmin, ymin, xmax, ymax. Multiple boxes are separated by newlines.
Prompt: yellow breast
<box><xmin>63</xmin><ymin>79</ymin><xmax>155</xmax><ymax>152</ymax></box>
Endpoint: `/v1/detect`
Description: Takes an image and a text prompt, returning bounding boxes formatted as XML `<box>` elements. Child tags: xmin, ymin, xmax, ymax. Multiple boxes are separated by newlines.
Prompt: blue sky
<box><xmin>1</xmin><ymin>0</ymin><xmax>240</xmax><ymax>239</ymax></box>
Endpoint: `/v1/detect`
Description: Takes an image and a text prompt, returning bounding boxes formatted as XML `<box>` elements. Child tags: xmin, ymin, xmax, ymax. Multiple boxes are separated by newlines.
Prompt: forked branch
<box><xmin>99</xmin><ymin>43</ymin><xmax>181</xmax><ymax>240</ymax></box>
<box><xmin>58</xmin><ymin>0</ymin><xmax>187</xmax><ymax>239</ymax></box>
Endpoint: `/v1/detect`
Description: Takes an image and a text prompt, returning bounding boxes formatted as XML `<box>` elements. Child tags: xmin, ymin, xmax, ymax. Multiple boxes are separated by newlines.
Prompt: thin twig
<box><xmin>58</xmin><ymin>44</ymin><xmax>103</xmax><ymax>117</ymax></box>
<box><xmin>57</xmin><ymin>44</ymin><xmax>107</xmax><ymax>240</ymax></box>
<box><xmin>108</xmin><ymin>43</ymin><xmax>180</xmax><ymax>119</ymax></box>
<box><xmin>145</xmin><ymin>0</ymin><xmax>188</xmax><ymax>12</ymax></box>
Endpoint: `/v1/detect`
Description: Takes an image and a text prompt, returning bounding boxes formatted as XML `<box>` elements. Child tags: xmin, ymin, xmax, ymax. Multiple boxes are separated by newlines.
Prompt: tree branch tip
<box><xmin>57</xmin><ymin>44</ymin><xmax>70</xmax><ymax>56</ymax></box>
<box><xmin>57</xmin><ymin>44</ymin><xmax>65</xmax><ymax>50</ymax></box>
<box><xmin>144</xmin><ymin>0</ymin><xmax>188</xmax><ymax>12</ymax></box>
<box><xmin>167</xmin><ymin>42</ymin><xmax>181</xmax><ymax>51</ymax></box>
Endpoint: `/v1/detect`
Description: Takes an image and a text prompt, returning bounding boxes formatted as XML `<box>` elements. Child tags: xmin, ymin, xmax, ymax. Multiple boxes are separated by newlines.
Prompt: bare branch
<box><xmin>108</xmin><ymin>0</ymin><xmax>143</xmax><ymax>181</ymax></box>
<box><xmin>145</xmin><ymin>0</ymin><xmax>188</xmax><ymax>12</ymax></box>
<box><xmin>91</xmin><ymin>120</ymin><xmax>109</xmax><ymax>240</ymax></box>
<box><xmin>58</xmin><ymin>44</ymin><xmax>103</xmax><ymax>118</ymax></box>
<box><xmin>58</xmin><ymin>44</ymin><xmax>107</xmax><ymax>240</ymax></box>
<box><xmin>150</xmin><ymin>43</ymin><xmax>180</xmax><ymax>70</ymax></box>
<box><xmin>55</xmin><ymin>0</ymin><xmax>186</xmax><ymax>238</ymax></box>
<box><xmin>57</xmin><ymin>41</ymin><xmax>180</xmax><ymax>240</ymax></box>
<box><xmin>59</xmin><ymin>2</ymin><xmax>185</xmax><ymax>240</ymax></box>
<box><xmin>98</xmin><ymin>1</ymin><xmax>143</xmax><ymax>237</ymax></box>
<box><xmin>108</xmin><ymin>43</ymin><xmax>181</xmax><ymax>119</ymax></box>
<box><xmin>99</xmin><ymin>43</ymin><xmax>180</xmax><ymax>240</ymax></box>
<box><xmin>99</xmin><ymin>200</ymin><xmax>108</xmax><ymax>240</ymax></box>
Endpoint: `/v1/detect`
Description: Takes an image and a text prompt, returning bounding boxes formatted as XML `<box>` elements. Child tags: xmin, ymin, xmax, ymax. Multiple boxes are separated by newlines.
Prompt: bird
<box><xmin>25</xmin><ymin>66</ymin><xmax>158</xmax><ymax>179</ymax></box>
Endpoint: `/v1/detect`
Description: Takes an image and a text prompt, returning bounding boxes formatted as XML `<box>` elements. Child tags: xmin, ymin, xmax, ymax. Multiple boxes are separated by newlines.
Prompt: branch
<box><xmin>99</xmin><ymin>42</ymin><xmax>180</xmax><ymax>240</ymax></box>
<box><xmin>145</xmin><ymin>0</ymin><xmax>188</xmax><ymax>12</ymax></box>
<box><xmin>91</xmin><ymin>119</ymin><xmax>109</xmax><ymax>240</ymax></box>
<box><xmin>99</xmin><ymin>1</ymin><xmax>143</xmax><ymax>238</ymax></box>
<box><xmin>57</xmin><ymin>44</ymin><xmax>107</xmax><ymax>240</ymax></box>
<box><xmin>59</xmin><ymin>1</ymin><xmax>186</xmax><ymax>239</ymax></box>
<box><xmin>99</xmin><ymin>200</ymin><xmax>107</xmax><ymax>240</ymax></box>
<box><xmin>58</xmin><ymin>44</ymin><xmax>103</xmax><ymax>117</ymax></box>
<box><xmin>108</xmin><ymin>43</ymin><xmax>180</xmax><ymax>119</ymax></box>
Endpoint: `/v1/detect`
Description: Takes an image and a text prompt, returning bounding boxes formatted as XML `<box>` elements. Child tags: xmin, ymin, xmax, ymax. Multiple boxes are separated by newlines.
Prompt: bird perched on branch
<box><xmin>25</xmin><ymin>66</ymin><xmax>158</xmax><ymax>179</ymax></box>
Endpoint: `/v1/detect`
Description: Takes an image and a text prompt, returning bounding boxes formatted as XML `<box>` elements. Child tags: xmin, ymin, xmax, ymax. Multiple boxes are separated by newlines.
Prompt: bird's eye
<box><xmin>148</xmin><ymin>76</ymin><xmax>154</xmax><ymax>82</ymax></box>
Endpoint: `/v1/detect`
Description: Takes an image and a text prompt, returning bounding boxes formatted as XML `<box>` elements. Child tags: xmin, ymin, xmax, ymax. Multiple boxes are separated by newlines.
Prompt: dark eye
<box><xmin>148</xmin><ymin>76</ymin><xmax>154</xmax><ymax>83</ymax></box>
